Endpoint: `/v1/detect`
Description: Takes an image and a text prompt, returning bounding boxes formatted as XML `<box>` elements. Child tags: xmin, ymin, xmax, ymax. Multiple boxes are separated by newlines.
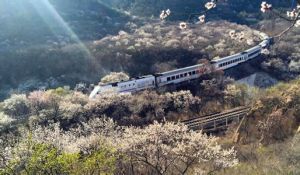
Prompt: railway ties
<box><xmin>182</xmin><ymin>106</ymin><xmax>251</xmax><ymax>132</ymax></box>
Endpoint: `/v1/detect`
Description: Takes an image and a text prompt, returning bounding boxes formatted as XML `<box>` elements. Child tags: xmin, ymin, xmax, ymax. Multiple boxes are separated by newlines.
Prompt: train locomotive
<box><xmin>89</xmin><ymin>34</ymin><xmax>272</xmax><ymax>98</ymax></box>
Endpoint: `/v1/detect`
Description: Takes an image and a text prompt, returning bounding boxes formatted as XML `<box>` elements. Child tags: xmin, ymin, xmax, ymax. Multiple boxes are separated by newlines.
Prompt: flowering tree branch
<box><xmin>159</xmin><ymin>0</ymin><xmax>218</xmax><ymax>29</ymax></box>
<box><xmin>261</xmin><ymin>1</ymin><xmax>300</xmax><ymax>40</ymax></box>
<box><xmin>160</xmin><ymin>0</ymin><xmax>300</xmax><ymax>42</ymax></box>
<box><xmin>274</xmin><ymin>12</ymin><xmax>300</xmax><ymax>40</ymax></box>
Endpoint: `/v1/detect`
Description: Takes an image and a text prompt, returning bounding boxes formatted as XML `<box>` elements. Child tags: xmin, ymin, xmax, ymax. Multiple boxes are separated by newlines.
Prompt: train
<box><xmin>89</xmin><ymin>34</ymin><xmax>272</xmax><ymax>98</ymax></box>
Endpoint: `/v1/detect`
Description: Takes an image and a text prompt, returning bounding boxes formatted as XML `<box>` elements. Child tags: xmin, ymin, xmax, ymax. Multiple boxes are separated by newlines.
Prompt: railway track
<box><xmin>182</xmin><ymin>106</ymin><xmax>251</xmax><ymax>132</ymax></box>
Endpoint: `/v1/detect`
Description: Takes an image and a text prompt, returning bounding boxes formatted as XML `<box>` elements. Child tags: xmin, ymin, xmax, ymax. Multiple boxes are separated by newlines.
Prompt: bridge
<box><xmin>182</xmin><ymin>106</ymin><xmax>250</xmax><ymax>132</ymax></box>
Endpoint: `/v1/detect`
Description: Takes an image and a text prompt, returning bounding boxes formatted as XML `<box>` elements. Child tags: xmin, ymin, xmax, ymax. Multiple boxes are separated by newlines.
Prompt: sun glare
<box><xmin>29</xmin><ymin>0</ymin><xmax>93</xmax><ymax>58</ymax></box>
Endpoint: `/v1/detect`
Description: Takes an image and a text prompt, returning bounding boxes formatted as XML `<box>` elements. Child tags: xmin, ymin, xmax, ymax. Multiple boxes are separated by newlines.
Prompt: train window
<box><xmin>176</xmin><ymin>75</ymin><xmax>179</xmax><ymax>79</ymax></box>
<box><xmin>167</xmin><ymin>77</ymin><xmax>171</xmax><ymax>81</ymax></box>
<box><xmin>152</xmin><ymin>81</ymin><xmax>154</xmax><ymax>85</ymax></box>
<box><xmin>192</xmin><ymin>71</ymin><xmax>196</xmax><ymax>75</ymax></box>
<box><xmin>171</xmin><ymin>76</ymin><xmax>175</xmax><ymax>80</ymax></box>
<box><xmin>188</xmin><ymin>72</ymin><xmax>192</xmax><ymax>75</ymax></box>
<box><xmin>184</xmin><ymin>73</ymin><xmax>187</xmax><ymax>76</ymax></box>
<box><xmin>180</xmin><ymin>74</ymin><xmax>183</xmax><ymax>78</ymax></box>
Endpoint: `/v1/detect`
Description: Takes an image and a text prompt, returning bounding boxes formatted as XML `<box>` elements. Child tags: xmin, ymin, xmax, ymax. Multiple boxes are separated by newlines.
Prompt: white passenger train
<box><xmin>89</xmin><ymin>35</ymin><xmax>272</xmax><ymax>98</ymax></box>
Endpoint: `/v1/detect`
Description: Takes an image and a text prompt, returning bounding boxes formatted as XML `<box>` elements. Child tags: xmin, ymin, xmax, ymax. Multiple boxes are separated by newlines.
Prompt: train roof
<box><xmin>158</xmin><ymin>64</ymin><xmax>203</xmax><ymax>76</ymax></box>
<box><xmin>210</xmin><ymin>52</ymin><xmax>244</xmax><ymax>63</ymax></box>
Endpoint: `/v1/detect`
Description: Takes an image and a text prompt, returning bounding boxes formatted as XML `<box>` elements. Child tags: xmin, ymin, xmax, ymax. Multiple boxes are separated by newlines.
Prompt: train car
<box><xmin>259</xmin><ymin>37</ymin><xmax>272</xmax><ymax>48</ymax></box>
<box><xmin>89</xmin><ymin>75</ymin><xmax>155</xmax><ymax>98</ymax></box>
<box><xmin>211</xmin><ymin>52</ymin><xmax>247</xmax><ymax>70</ymax></box>
<box><xmin>117</xmin><ymin>75</ymin><xmax>155</xmax><ymax>93</ymax></box>
<box><xmin>89</xmin><ymin>84</ymin><xmax>116</xmax><ymax>98</ymax></box>
<box><xmin>156</xmin><ymin>64</ymin><xmax>207</xmax><ymax>87</ymax></box>
<box><xmin>246</xmin><ymin>45</ymin><xmax>261</xmax><ymax>60</ymax></box>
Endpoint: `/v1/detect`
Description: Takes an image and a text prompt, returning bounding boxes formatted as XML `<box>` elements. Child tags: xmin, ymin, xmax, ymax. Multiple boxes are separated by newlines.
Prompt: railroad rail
<box><xmin>182</xmin><ymin>106</ymin><xmax>251</xmax><ymax>132</ymax></box>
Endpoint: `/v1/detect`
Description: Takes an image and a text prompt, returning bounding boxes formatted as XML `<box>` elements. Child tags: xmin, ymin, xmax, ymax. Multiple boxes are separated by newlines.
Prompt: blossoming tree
<box><xmin>160</xmin><ymin>0</ymin><xmax>300</xmax><ymax>40</ymax></box>
<box><xmin>120</xmin><ymin>121</ymin><xmax>238</xmax><ymax>174</ymax></box>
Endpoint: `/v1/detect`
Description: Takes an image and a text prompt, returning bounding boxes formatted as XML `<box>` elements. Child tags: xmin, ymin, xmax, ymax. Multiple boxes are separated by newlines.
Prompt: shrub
<box><xmin>1</xmin><ymin>94</ymin><xmax>30</xmax><ymax>118</ymax></box>
<box><xmin>100</xmin><ymin>72</ymin><xmax>130</xmax><ymax>84</ymax></box>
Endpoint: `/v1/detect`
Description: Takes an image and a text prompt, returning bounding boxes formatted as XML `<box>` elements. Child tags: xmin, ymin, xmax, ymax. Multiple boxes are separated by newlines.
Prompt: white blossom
<box><xmin>198</xmin><ymin>15</ymin><xmax>206</xmax><ymax>23</ymax></box>
<box><xmin>295</xmin><ymin>20</ymin><xmax>300</xmax><ymax>27</ymax></box>
<box><xmin>229</xmin><ymin>30</ymin><xmax>237</xmax><ymax>39</ymax></box>
<box><xmin>261</xmin><ymin>48</ymin><xmax>270</xmax><ymax>55</ymax></box>
<box><xmin>238</xmin><ymin>32</ymin><xmax>245</xmax><ymax>41</ymax></box>
<box><xmin>205</xmin><ymin>1</ymin><xmax>216</xmax><ymax>10</ymax></box>
<box><xmin>179</xmin><ymin>22</ymin><xmax>187</xmax><ymax>30</ymax></box>
<box><xmin>160</xmin><ymin>9</ymin><xmax>171</xmax><ymax>20</ymax></box>
<box><xmin>261</xmin><ymin>2</ymin><xmax>272</xmax><ymax>13</ymax></box>
<box><xmin>166</xmin><ymin>9</ymin><xmax>171</xmax><ymax>15</ymax></box>
<box><xmin>287</xmin><ymin>9</ymin><xmax>298</xmax><ymax>18</ymax></box>
<box><xmin>246</xmin><ymin>39</ymin><xmax>255</xmax><ymax>45</ymax></box>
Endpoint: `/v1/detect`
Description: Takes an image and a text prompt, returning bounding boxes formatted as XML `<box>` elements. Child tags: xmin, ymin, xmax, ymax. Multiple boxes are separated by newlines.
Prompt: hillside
<box><xmin>0</xmin><ymin>21</ymin><xmax>263</xmax><ymax>100</ymax></box>
<box><xmin>0</xmin><ymin>0</ymin><xmax>297</xmax><ymax>99</ymax></box>
<box><xmin>1</xmin><ymin>1</ymin><xmax>300</xmax><ymax>174</ymax></box>
<box><xmin>1</xmin><ymin>77</ymin><xmax>299</xmax><ymax>174</ymax></box>
<box><xmin>0</xmin><ymin>0</ymin><xmax>133</xmax><ymax>48</ymax></box>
